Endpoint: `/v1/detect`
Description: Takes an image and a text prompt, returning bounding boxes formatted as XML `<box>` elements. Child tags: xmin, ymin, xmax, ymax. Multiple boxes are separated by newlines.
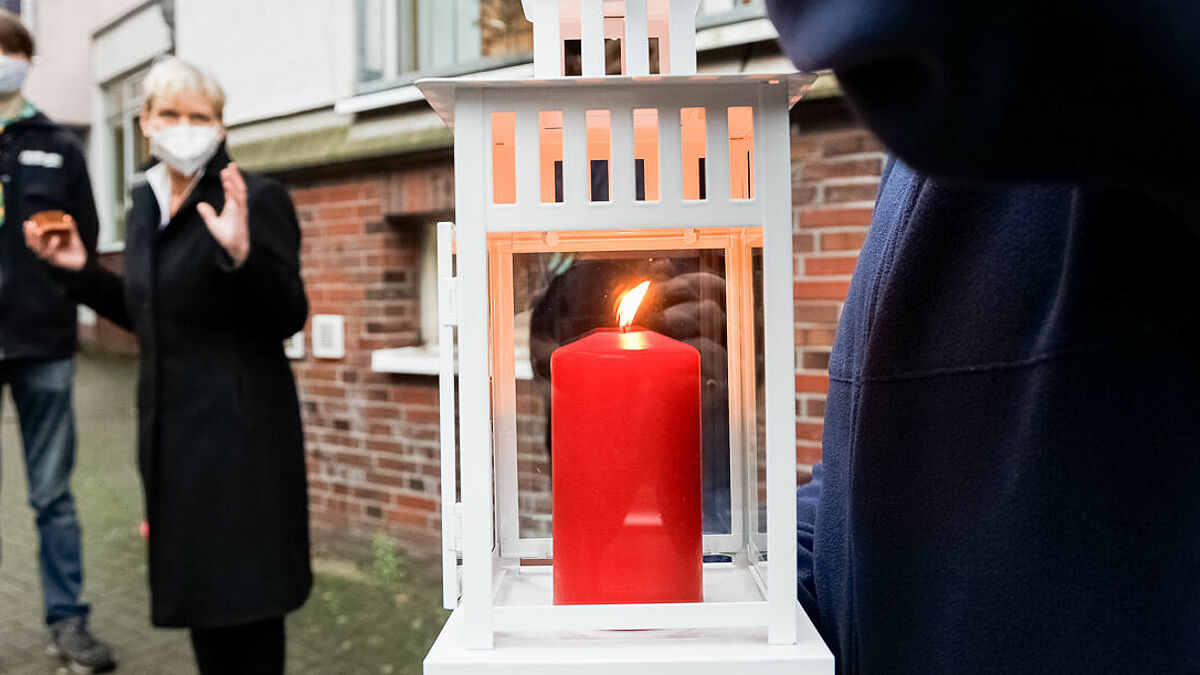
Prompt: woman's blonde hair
<box><xmin>141</xmin><ymin>57</ymin><xmax>226</xmax><ymax>121</ymax></box>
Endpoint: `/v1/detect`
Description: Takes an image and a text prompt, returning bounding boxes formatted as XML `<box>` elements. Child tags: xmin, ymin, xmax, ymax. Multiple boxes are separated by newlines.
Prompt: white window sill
<box><xmin>371</xmin><ymin>345</ymin><xmax>534</xmax><ymax>380</ymax></box>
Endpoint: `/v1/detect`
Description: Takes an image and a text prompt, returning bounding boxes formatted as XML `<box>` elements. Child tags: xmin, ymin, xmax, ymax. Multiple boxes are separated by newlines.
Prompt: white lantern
<box><xmin>421</xmin><ymin>1</ymin><xmax>832</xmax><ymax>672</ymax></box>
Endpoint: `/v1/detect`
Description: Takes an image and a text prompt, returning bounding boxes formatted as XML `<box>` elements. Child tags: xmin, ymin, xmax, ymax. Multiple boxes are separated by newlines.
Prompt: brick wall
<box><xmin>789</xmin><ymin>123</ymin><xmax>886</xmax><ymax>473</ymax></box>
<box><xmin>288</xmin><ymin>159</ymin><xmax>455</xmax><ymax>558</ymax></box>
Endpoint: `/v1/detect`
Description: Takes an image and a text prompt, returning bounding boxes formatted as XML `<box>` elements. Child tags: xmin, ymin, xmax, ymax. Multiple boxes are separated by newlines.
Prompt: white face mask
<box><xmin>0</xmin><ymin>53</ymin><xmax>29</xmax><ymax>94</ymax></box>
<box><xmin>149</xmin><ymin>124</ymin><xmax>222</xmax><ymax>176</ymax></box>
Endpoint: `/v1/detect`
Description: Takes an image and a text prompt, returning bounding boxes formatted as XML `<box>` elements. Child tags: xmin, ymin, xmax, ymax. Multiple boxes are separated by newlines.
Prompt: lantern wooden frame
<box><xmin>420</xmin><ymin>1</ymin><xmax>832</xmax><ymax>672</ymax></box>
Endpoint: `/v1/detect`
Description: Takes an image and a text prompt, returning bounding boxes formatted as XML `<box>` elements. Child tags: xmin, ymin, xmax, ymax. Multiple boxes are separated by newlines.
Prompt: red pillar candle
<box><xmin>550</xmin><ymin>282</ymin><xmax>703</xmax><ymax>605</ymax></box>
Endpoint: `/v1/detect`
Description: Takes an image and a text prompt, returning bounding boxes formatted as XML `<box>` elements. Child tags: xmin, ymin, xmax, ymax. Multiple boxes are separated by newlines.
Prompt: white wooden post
<box><xmin>668</xmin><ymin>0</ymin><xmax>701</xmax><ymax>75</ymax></box>
<box><xmin>456</xmin><ymin>89</ymin><xmax>496</xmax><ymax>650</ymax></box>
<box><xmin>758</xmin><ymin>82</ymin><xmax>798</xmax><ymax>646</ymax></box>
<box><xmin>437</xmin><ymin>221</ymin><xmax>460</xmax><ymax>611</ymax></box>
<box><xmin>625</xmin><ymin>0</ymin><xmax>650</xmax><ymax>76</ymax></box>
<box><xmin>533</xmin><ymin>0</ymin><xmax>561</xmax><ymax>78</ymax></box>
<box><xmin>581</xmin><ymin>0</ymin><xmax>605</xmax><ymax>76</ymax></box>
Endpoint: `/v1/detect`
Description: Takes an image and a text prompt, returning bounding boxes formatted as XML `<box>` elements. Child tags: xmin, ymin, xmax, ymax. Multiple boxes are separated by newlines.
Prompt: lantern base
<box><xmin>423</xmin><ymin>606</ymin><xmax>833</xmax><ymax>674</ymax></box>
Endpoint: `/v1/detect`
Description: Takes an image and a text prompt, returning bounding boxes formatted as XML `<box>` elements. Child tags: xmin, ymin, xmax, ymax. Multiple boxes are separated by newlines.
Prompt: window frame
<box><xmin>353</xmin><ymin>0</ymin><xmax>768</xmax><ymax>94</ymax></box>
<box><xmin>100</xmin><ymin>67</ymin><xmax>152</xmax><ymax>250</ymax></box>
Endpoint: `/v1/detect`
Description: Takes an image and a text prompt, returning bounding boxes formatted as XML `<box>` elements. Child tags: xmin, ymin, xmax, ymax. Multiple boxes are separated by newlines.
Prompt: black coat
<box><xmin>0</xmin><ymin>111</ymin><xmax>99</xmax><ymax>362</ymax></box>
<box><xmin>66</xmin><ymin>147</ymin><xmax>311</xmax><ymax>628</ymax></box>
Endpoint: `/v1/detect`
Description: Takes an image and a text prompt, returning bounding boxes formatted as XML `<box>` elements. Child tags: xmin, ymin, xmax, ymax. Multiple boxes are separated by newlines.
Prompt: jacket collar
<box><xmin>144</xmin><ymin>142</ymin><xmax>233</xmax><ymax>231</ymax></box>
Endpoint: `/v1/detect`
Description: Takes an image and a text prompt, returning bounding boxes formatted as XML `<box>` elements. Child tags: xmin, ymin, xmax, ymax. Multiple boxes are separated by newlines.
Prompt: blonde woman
<box><xmin>25</xmin><ymin>57</ymin><xmax>310</xmax><ymax>674</ymax></box>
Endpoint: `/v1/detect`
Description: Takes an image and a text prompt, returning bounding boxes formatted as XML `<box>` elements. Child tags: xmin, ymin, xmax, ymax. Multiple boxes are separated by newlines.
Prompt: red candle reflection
<box><xmin>551</xmin><ymin>281</ymin><xmax>703</xmax><ymax>605</ymax></box>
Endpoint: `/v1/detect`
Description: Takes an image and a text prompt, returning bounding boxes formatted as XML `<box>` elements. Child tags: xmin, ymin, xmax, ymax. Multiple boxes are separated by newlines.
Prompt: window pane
<box><xmin>480</xmin><ymin>0</ymin><xmax>533</xmax><ymax>59</ymax></box>
<box><xmin>360</xmin><ymin>0</ymin><xmax>387</xmax><ymax>81</ymax></box>
<box><xmin>109</xmin><ymin>123</ymin><xmax>126</xmax><ymax>242</ymax></box>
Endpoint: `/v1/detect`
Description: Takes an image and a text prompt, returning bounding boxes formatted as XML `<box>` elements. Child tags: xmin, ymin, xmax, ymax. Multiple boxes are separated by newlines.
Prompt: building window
<box><xmin>102</xmin><ymin>69</ymin><xmax>151</xmax><ymax>248</ymax></box>
<box><xmin>356</xmin><ymin>0</ymin><xmax>765</xmax><ymax>91</ymax></box>
<box><xmin>357</xmin><ymin>0</ymin><xmax>534</xmax><ymax>90</ymax></box>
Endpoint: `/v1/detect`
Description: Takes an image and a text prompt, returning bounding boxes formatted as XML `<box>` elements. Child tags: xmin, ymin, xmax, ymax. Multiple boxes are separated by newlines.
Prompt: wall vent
<box><xmin>311</xmin><ymin>315</ymin><xmax>346</xmax><ymax>360</ymax></box>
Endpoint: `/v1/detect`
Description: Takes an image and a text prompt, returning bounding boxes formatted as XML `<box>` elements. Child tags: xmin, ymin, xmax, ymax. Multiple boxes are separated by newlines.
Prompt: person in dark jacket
<box><xmin>25</xmin><ymin>57</ymin><xmax>311</xmax><ymax>675</ymax></box>
<box><xmin>0</xmin><ymin>11</ymin><xmax>115</xmax><ymax>673</ymax></box>
<box><xmin>766</xmin><ymin>1</ymin><xmax>1200</xmax><ymax>672</ymax></box>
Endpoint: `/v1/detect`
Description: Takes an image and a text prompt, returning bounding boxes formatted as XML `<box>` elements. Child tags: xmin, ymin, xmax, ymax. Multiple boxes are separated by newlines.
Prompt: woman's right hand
<box><xmin>24</xmin><ymin>213</ymin><xmax>87</xmax><ymax>271</ymax></box>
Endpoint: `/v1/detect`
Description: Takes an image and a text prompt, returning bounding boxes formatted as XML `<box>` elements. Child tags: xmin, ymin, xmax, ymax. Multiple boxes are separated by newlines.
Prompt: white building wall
<box><xmin>22</xmin><ymin>0</ymin><xmax>148</xmax><ymax>125</ymax></box>
<box><xmin>174</xmin><ymin>0</ymin><xmax>356</xmax><ymax>126</ymax></box>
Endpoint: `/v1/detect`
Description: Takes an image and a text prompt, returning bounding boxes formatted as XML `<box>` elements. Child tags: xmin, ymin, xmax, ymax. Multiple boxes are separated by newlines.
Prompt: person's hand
<box><xmin>23</xmin><ymin>212</ymin><xmax>87</xmax><ymax>271</ymax></box>
<box><xmin>197</xmin><ymin>163</ymin><xmax>250</xmax><ymax>267</ymax></box>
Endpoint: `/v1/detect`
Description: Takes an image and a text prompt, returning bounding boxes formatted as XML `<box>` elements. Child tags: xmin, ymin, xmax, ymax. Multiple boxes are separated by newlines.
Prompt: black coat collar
<box><xmin>142</xmin><ymin>143</ymin><xmax>233</xmax><ymax>233</ymax></box>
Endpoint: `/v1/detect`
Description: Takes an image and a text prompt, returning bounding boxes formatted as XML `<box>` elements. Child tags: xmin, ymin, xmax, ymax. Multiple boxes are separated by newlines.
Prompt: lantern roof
<box><xmin>416</xmin><ymin>71</ymin><xmax>816</xmax><ymax>131</ymax></box>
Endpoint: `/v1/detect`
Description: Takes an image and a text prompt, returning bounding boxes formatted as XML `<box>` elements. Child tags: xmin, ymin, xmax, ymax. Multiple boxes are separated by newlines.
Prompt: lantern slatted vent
<box><xmin>310</xmin><ymin>314</ymin><xmax>345</xmax><ymax>360</ymax></box>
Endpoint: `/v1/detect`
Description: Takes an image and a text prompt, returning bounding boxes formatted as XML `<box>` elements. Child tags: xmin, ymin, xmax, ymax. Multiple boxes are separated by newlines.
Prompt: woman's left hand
<box><xmin>198</xmin><ymin>163</ymin><xmax>250</xmax><ymax>268</ymax></box>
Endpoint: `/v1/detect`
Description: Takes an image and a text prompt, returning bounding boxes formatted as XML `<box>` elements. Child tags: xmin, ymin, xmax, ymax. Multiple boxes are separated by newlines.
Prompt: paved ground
<box><xmin>1</xmin><ymin>354</ymin><xmax>447</xmax><ymax>674</ymax></box>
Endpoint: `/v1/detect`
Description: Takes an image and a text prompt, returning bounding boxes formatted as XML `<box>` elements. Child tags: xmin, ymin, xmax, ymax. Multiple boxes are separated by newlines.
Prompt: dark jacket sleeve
<box><xmin>217</xmin><ymin>178</ymin><xmax>308</xmax><ymax>340</ymax></box>
<box><xmin>63</xmin><ymin>138</ymin><xmax>100</xmax><ymax>254</ymax></box>
<box><xmin>61</xmin><ymin>257</ymin><xmax>133</xmax><ymax>331</ymax></box>
<box><xmin>766</xmin><ymin>0</ymin><xmax>1200</xmax><ymax>197</ymax></box>
<box><xmin>796</xmin><ymin>461</ymin><xmax>823</xmax><ymax>627</ymax></box>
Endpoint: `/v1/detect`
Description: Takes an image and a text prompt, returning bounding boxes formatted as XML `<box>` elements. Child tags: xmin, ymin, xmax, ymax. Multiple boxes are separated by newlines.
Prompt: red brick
<box><xmin>802</xmin><ymin>157</ymin><xmax>885</xmax><ymax>181</ymax></box>
<box><xmin>794</xmin><ymin>301</ymin><xmax>841</xmax><ymax>324</ymax></box>
<box><xmin>306</xmin><ymin>384</ymin><xmax>346</xmax><ymax>398</ymax></box>
<box><xmin>796</xmin><ymin>422</ymin><xmax>824</xmax><ymax>443</ymax></box>
<box><xmin>387</xmin><ymin>509</ymin><xmax>430</xmax><ymax>527</ymax></box>
<box><xmin>792</xmin><ymin>185</ymin><xmax>818</xmax><ymax>205</ymax></box>
<box><xmin>806</xmin><ymin>398</ymin><xmax>826</xmax><ymax>418</ymax></box>
<box><xmin>353</xmin><ymin>486</ymin><xmax>393</xmax><ymax>503</ymax></box>
<box><xmin>796</xmin><ymin>442</ymin><xmax>823</xmax><ymax>466</ymax></box>
<box><xmin>794</xmin><ymin>232</ymin><xmax>816</xmax><ymax>253</ymax></box>
<box><xmin>377</xmin><ymin>457</ymin><xmax>417</xmax><ymax>474</ymax></box>
<box><xmin>804</xmin><ymin>255</ymin><xmax>859</xmax><ymax>277</ymax></box>
<box><xmin>798</xmin><ymin>328</ymin><xmax>837</xmax><ymax>347</ymax></box>
<box><xmin>394</xmin><ymin>494</ymin><xmax>437</xmax><ymax>511</ymax></box>
<box><xmin>801</xmin><ymin>350</ymin><xmax>831</xmax><ymax>370</ymax></box>
<box><xmin>822</xmin><ymin>132</ymin><xmax>886</xmax><ymax>157</ymax></box>
<box><xmin>790</xmin><ymin>135</ymin><xmax>820</xmax><ymax>160</ymax></box>
<box><xmin>825</xmin><ymin>182</ymin><xmax>880</xmax><ymax>204</ymax></box>
<box><xmin>794</xmin><ymin>280</ymin><xmax>851</xmax><ymax>300</ymax></box>
<box><xmin>798</xmin><ymin>207</ymin><xmax>874</xmax><ymax>229</ymax></box>
<box><xmin>821</xmin><ymin>230</ymin><xmax>869</xmax><ymax>252</ymax></box>
<box><xmin>795</xmin><ymin>374</ymin><xmax>830</xmax><ymax>395</ymax></box>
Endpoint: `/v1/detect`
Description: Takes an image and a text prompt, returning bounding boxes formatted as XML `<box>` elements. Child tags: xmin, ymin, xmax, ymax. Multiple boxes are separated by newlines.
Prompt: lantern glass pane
<box><xmin>497</xmin><ymin>230</ymin><xmax>765</xmax><ymax>557</ymax></box>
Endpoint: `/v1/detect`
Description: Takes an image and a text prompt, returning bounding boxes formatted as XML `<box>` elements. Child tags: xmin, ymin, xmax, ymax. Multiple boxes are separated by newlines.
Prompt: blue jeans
<box><xmin>0</xmin><ymin>357</ymin><xmax>89</xmax><ymax>627</ymax></box>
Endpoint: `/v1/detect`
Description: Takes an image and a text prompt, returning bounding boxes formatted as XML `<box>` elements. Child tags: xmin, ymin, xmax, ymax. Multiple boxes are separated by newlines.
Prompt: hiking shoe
<box><xmin>48</xmin><ymin>617</ymin><xmax>116</xmax><ymax>674</ymax></box>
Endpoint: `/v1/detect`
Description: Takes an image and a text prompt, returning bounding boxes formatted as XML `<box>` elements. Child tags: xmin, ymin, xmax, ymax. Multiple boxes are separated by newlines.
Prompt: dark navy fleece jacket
<box><xmin>768</xmin><ymin>1</ymin><xmax>1200</xmax><ymax>672</ymax></box>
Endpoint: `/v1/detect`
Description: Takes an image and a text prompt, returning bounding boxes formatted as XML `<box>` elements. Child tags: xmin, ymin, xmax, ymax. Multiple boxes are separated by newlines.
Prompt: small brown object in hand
<box><xmin>30</xmin><ymin>210</ymin><xmax>72</xmax><ymax>246</ymax></box>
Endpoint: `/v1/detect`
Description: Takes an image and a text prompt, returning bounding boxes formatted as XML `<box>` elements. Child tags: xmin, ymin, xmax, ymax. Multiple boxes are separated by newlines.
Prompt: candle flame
<box><xmin>616</xmin><ymin>281</ymin><xmax>651</xmax><ymax>329</ymax></box>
